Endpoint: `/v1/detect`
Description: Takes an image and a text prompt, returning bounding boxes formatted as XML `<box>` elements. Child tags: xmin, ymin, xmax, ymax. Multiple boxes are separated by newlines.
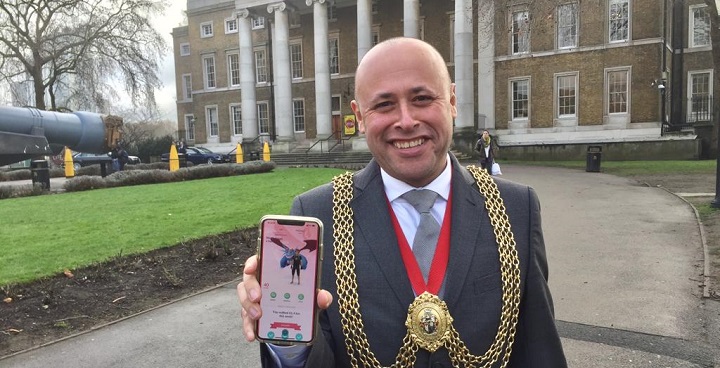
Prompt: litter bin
<box><xmin>586</xmin><ymin>146</ymin><xmax>602</xmax><ymax>172</ymax></box>
<box><xmin>30</xmin><ymin>160</ymin><xmax>50</xmax><ymax>190</ymax></box>
<box><xmin>249</xmin><ymin>151</ymin><xmax>260</xmax><ymax>161</ymax></box>
<box><xmin>178</xmin><ymin>153</ymin><xmax>187</xmax><ymax>168</ymax></box>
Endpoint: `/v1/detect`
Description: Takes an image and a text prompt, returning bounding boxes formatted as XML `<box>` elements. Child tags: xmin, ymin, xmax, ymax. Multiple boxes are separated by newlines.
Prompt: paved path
<box><xmin>1</xmin><ymin>165</ymin><xmax>718</xmax><ymax>367</ymax></box>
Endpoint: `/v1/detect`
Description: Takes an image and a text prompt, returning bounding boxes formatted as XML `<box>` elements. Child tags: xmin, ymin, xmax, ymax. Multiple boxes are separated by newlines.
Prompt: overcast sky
<box><xmin>153</xmin><ymin>1</ymin><xmax>188</xmax><ymax>122</ymax></box>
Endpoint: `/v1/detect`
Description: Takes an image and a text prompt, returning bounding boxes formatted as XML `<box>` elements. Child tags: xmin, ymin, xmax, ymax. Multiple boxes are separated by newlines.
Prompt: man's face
<box><xmin>482</xmin><ymin>131</ymin><xmax>489</xmax><ymax>139</ymax></box>
<box><xmin>351</xmin><ymin>41</ymin><xmax>456</xmax><ymax>187</ymax></box>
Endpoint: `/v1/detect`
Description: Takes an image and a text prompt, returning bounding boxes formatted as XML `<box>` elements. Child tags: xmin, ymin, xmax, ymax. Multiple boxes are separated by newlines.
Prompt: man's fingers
<box><xmin>317</xmin><ymin>289</ymin><xmax>333</xmax><ymax>310</ymax></box>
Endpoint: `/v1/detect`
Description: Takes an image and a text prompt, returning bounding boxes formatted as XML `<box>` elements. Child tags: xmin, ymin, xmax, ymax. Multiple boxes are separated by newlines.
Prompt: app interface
<box><xmin>258</xmin><ymin>219</ymin><xmax>319</xmax><ymax>343</ymax></box>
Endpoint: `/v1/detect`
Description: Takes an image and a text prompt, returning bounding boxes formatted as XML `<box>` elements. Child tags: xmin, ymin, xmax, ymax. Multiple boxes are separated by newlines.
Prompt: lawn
<box><xmin>0</xmin><ymin>167</ymin><xmax>346</xmax><ymax>285</ymax></box>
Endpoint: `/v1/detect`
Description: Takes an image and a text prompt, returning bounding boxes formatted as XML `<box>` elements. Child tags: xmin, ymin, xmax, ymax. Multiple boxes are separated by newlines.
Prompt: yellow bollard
<box><xmin>63</xmin><ymin>147</ymin><xmax>75</xmax><ymax>178</ymax></box>
<box><xmin>235</xmin><ymin>143</ymin><xmax>243</xmax><ymax>164</ymax></box>
<box><xmin>262</xmin><ymin>141</ymin><xmax>270</xmax><ymax>162</ymax></box>
<box><xmin>169</xmin><ymin>144</ymin><xmax>179</xmax><ymax>172</ymax></box>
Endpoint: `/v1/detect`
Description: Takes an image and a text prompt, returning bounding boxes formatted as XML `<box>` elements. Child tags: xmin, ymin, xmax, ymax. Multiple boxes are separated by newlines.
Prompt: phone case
<box><xmin>255</xmin><ymin>215</ymin><xmax>323</xmax><ymax>345</ymax></box>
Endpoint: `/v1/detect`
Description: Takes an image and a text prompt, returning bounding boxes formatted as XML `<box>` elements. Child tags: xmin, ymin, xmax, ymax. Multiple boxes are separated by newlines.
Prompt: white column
<box><xmin>403</xmin><ymin>0</ymin><xmax>419</xmax><ymax>38</ymax></box>
<box><xmin>306</xmin><ymin>0</ymin><xmax>332</xmax><ymax>138</ymax></box>
<box><xmin>356</xmin><ymin>0</ymin><xmax>372</xmax><ymax>62</ymax></box>
<box><xmin>477</xmin><ymin>0</ymin><xmax>495</xmax><ymax>130</ymax></box>
<box><xmin>235</xmin><ymin>8</ymin><xmax>258</xmax><ymax>140</ymax></box>
<box><xmin>268</xmin><ymin>2</ymin><xmax>293</xmax><ymax>141</ymax></box>
<box><xmin>454</xmin><ymin>0</ymin><xmax>474</xmax><ymax>129</ymax></box>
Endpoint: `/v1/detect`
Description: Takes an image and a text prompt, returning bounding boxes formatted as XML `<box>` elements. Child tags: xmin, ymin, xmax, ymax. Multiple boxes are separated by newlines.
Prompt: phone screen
<box><xmin>257</xmin><ymin>217</ymin><xmax>321</xmax><ymax>344</ymax></box>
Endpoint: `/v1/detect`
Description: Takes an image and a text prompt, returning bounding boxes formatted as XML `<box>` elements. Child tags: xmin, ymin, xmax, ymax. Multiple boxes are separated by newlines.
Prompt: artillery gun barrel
<box><xmin>0</xmin><ymin>106</ymin><xmax>122</xmax><ymax>166</ymax></box>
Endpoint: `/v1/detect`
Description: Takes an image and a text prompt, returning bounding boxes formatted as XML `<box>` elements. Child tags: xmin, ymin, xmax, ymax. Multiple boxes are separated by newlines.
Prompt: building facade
<box><xmin>173</xmin><ymin>0</ymin><xmax>715</xmax><ymax>155</ymax></box>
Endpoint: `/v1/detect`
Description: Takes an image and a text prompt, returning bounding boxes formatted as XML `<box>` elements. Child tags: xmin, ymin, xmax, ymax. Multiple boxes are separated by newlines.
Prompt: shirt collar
<box><xmin>381</xmin><ymin>154</ymin><xmax>452</xmax><ymax>202</ymax></box>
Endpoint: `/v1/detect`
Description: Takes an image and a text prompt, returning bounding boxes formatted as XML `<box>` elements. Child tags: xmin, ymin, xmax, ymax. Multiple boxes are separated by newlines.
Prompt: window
<box><xmin>228</xmin><ymin>54</ymin><xmax>240</xmax><ymax>86</ymax></box>
<box><xmin>203</xmin><ymin>56</ymin><xmax>216</xmax><ymax>89</ymax></box>
<box><xmin>512</xmin><ymin>11</ymin><xmax>530</xmax><ymax>54</ymax></box>
<box><xmin>206</xmin><ymin>106</ymin><xmax>218</xmax><ymax>137</ymax></box>
<box><xmin>420</xmin><ymin>17</ymin><xmax>425</xmax><ymax>41</ymax></box>
<box><xmin>511</xmin><ymin>78</ymin><xmax>530</xmax><ymax>119</ymax></box>
<box><xmin>688</xmin><ymin>71</ymin><xmax>712</xmax><ymax>122</ymax></box>
<box><xmin>254</xmin><ymin>49</ymin><xmax>268</xmax><ymax>83</ymax></box>
<box><xmin>257</xmin><ymin>102</ymin><xmax>270</xmax><ymax>134</ymax></box>
<box><xmin>372</xmin><ymin>27</ymin><xmax>380</xmax><ymax>46</ymax></box>
<box><xmin>225</xmin><ymin>18</ymin><xmax>238</xmax><ymax>34</ymax></box>
<box><xmin>180</xmin><ymin>43</ymin><xmax>190</xmax><ymax>56</ymax></box>
<box><xmin>252</xmin><ymin>16</ymin><xmax>265</xmax><ymax>30</ymax></box>
<box><xmin>331</xmin><ymin>95</ymin><xmax>341</xmax><ymax>114</ymax></box>
<box><xmin>329</xmin><ymin>36</ymin><xmax>339</xmax><ymax>75</ymax></box>
<box><xmin>182</xmin><ymin>74</ymin><xmax>192</xmax><ymax>100</ymax></box>
<box><xmin>185</xmin><ymin>115</ymin><xmax>195</xmax><ymax>141</ymax></box>
<box><xmin>606</xmin><ymin>69</ymin><xmax>629</xmax><ymax>114</ymax></box>
<box><xmin>449</xmin><ymin>14</ymin><xmax>455</xmax><ymax>61</ymax></box>
<box><xmin>290</xmin><ymin>11</ymin><xmax>301</xmax><ymax>28</ymax></box>
<box><xmin>293</xmin><ymin>99</ymin><xmax>305</xmax><ymax>132</ymax></box>
<box><xmin>609</xmin><ymin>0</ymin><xmax>629</xmax><ymax>43</ymax></box>
<box><xmin>290</xmin><ymin>42</ymin><xmax>303</xmax><ymax>79</ymax></box>
<box><xmin>557</xmin><ymin>3</ymin><xmax>578</xmax><ymax>49</ymax></box>
<box><xmin>328</xmin><ymin>2</ymin><xmax>337</xmax><ymax>21</ymax></box>
<box><xmin>690</xmin><ymin>5</ymin><xmax>710</xmax><ymax>48</ymax></box>
<box><xmin>200</xmin><ymin>22</ymin><xmax>213</xmax><ymax>38</ymax></box>
<box><xmin>230</xmin><ymin>104</ymin><xmax>242</xmax><ymax>135</ymax></box>
<box><xmin>556</xmin><ymin>73</ymin><xmax>577</xmax><ymax>117</ymax></box>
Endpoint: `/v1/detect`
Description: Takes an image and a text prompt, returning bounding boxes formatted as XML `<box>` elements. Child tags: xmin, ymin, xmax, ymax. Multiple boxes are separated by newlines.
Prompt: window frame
<box><xmin>608</xmin><ymin>0</ymin><xmax>630</xmax><ymax>43</ymax></box>
<box><xmin>252</xmin><ymin>16</ymin><xmax>265</xmax><ymax>30</ymax></box>
<box><xmin>293</xmin><ymin>98</ymin><xmax>306</xmax><ymax>133</ymax></box>
<box><xmin>290</xmin><ymin>40</ymin><xmax>303</xmax><ymax>80</ymax></box>
<box><xmin>557</xmin><ymin>3</ymin><xmax>578</xmax><ymax>49</ymax></box>
<box><xmin>257</xmin><ymin>102</ymin><xmax>270</xmax><ymax>134</ymax></box>
<box><xmin>200</xmin><ymin>21</ymin><xmax>214</xmax><ymax>38</ymax></box>
<box><xmin>185</xmin><ymin>114</ymin><xmax>195</xmax><ymax>141</ymax></box>
<box><xmin>511</xmin><ymin>10</ymin><xmax>530</xmax><ymax>55</ymax></box>
<box><xmin>555</xmin><ymin>72</ymin><xmax>578</xmax><ymax>119</ymax></box>
<box><xmin>179</xmin><ymin>43</ymin><xmax>190</xmax><ymax>56</ymax></box>
<box><xmin>230</xmin><ymin>103</ymin><xmax>242</xmax><ymax>136</ymax></box>
<box><xmin>509</xmin><ymin>77</ymin><xmax>531</xmax><ymax>120</ymax></box>
<box><xmin>689</xmin><ymin>4</ymin><xmax>711</xmax><ymax>48</ymax></box>
<box><xmin>254</xmin><ymin>48</ymin><xmax>268</xmax><ymax>84</ymax></box>
<box><xmin>225</xmin><ymin>17</ymin><xmax>238</xmax><ymax>34</ymax></box>
<box><xmin>328</xmin><ymin>35</ymin><xmax>340</xmax><ymax>75</ymax></box>
<box><xmin>449</xmin><ymin>13</ymin><xmax>455</xmax><ymax>61</ymax></box>
<box><xmin>181</xmin><ymin>74</ymin><xmax>192</xmax><ymax>101</ymax></box>
<box><xmin>228</xmin><ymin>53</ymin><xmax>240</xmax><ymax>87</ymax></box>
<box><xmin>206</xmin><ymin>105</ymin><xmax>219</xmax><ymax>138</ymax></box>
<box><xmin>202</xmin><ymin>55</ymin><xmax>216</xmax><ymax>89</ymax></box>
<box><xmin>687</xmin><ymin>70</ymin><xmax>713</xmax><ymax>122</ymax></box>
<box><xmin>605</xmin><ymin>67</ymin><xmax>631</xmax><ymax>115</ymax></box>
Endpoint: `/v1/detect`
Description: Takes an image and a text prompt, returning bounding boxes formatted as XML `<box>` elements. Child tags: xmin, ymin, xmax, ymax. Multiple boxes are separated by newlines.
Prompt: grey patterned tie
<box><xmin>402</xmin><ymin>189</ymin><xmax>440</xmax><ymax>283</ymax></box>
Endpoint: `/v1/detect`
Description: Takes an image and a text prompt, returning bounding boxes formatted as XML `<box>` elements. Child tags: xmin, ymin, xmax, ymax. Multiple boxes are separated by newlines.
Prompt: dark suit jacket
<box><xmin>261</xmin><ymin>155</ymin><xmax>567</xmax><ymax>368</ymax></box>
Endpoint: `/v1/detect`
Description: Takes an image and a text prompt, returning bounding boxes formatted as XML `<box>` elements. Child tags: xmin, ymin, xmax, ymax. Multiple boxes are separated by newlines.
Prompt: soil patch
<box><xmin>0</xmin><ymin>228</ymin><xmax>257</xmax><ymax>358</ymax></box>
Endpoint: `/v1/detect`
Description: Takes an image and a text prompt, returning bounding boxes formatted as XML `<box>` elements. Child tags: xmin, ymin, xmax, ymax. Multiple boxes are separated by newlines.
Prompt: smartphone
<box><xmin>255</xmin><ymin>215</ymin><xmax>323</xmax><ymax>345</ymax></box>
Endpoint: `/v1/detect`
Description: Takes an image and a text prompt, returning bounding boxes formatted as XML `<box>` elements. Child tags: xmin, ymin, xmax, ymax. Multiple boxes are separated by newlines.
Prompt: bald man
<box><xmin>238</xmin><ymin>37</ymin><xmax>567</xmax><ymax>368</ymax></box>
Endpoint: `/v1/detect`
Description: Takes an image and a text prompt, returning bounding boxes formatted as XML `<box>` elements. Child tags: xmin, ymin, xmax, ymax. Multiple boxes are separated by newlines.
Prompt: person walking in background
<box><xmin>237</xmin><ymin>37</ymin><xmax>566</xmax><ymax>368</ymax></box>
<box><xmin>475</xmin><ymin>129</ymin><xmax>499</xmax><ymax>175</ymax></box>
<box><xmin>111</xmin><ymin>145</ymin><xmax>129</xmax><ymax>171</ymax></box>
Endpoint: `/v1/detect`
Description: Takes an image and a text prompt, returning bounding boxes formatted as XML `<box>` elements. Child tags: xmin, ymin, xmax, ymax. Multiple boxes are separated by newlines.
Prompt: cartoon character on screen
<box><xmin>269</xmin><ymin>237</ymin><xmax>318</xmax><ymax>285</ymax></box>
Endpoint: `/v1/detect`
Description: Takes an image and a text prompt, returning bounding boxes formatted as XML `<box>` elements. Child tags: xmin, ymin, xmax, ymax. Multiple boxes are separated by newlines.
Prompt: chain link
<box><xmin>331</xmin><ymin>165</ymin><xmax>520</xmax><ymax>367</ymax></box>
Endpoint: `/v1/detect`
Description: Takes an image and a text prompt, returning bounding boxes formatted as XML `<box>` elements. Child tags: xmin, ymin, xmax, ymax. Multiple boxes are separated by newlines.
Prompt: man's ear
<box><xmin>449</xmin><ymin>83</ymin><xmax>457</xmax><ymax>118</ymax></box>
<box><xmin>350</xmin><ymin>100</ymin><xmax>365</xmax><ymax>133</ymax></box>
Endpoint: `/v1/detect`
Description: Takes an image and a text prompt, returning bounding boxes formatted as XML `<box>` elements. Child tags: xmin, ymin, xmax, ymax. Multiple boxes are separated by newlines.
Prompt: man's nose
<box><xmin>396</xmin><ymin>101</ymin><xmax>417</xmax><ymax>128</ymax></box>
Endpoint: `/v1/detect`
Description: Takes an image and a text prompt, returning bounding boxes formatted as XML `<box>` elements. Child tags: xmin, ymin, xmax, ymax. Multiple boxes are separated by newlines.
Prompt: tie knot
<box><xmin>402</xmin><ymin>189</ymin><xmax>438</xmax><ymax>213</ymax></box>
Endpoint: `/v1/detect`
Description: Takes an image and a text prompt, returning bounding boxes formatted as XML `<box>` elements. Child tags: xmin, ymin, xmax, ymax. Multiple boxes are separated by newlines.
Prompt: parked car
<box><xmin>70</xmin><ymin>152</ymin><xmax>112</xmax><ymax>171</ymax></box>
<box><xmin>161</xmin><ymin>146</ymin><xmax>225</xmax><ymax>165</ymax></box>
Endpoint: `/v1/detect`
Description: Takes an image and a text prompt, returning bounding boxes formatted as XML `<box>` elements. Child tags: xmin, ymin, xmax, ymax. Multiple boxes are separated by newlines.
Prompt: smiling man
<box><xmin>238</xmin><ymin>37</ymin><xmax>567</xmax><ymax>368</ymax></box>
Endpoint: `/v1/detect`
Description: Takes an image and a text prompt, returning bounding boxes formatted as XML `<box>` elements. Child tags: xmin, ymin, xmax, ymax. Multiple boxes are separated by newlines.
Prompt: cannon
<box><xmin>0</xmin><ymin>106</ymin><xmax>122</xmax><ymax>167</ymax></box>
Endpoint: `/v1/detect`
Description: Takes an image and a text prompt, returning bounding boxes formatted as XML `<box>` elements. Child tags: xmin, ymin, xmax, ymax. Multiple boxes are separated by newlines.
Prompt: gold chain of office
<box><xmin>330</xmin><ymin>165</ymin><xmax>521</xmax><ymax>368</ymax></box>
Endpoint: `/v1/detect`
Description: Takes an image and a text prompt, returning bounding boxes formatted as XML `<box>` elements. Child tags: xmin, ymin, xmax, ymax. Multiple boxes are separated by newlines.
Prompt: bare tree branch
<box><xmin>0</xmin><ymin>0</ymin><xmax>167</xmax><ymax>111</ymax></box>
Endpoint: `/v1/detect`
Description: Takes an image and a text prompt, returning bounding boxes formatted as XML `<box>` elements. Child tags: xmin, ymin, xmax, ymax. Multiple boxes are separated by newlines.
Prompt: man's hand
<box><xmin>237</xmin><ymin>255</ymin><xmax>334</xmax><ymax>342</ymax></box>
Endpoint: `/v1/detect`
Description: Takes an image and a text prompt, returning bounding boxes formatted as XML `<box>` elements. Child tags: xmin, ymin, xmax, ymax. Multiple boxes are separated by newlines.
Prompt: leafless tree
<box><xmin>0</xmin><ymin>0</ymin><xmax>167</xmax><ymax>112</ymax></box>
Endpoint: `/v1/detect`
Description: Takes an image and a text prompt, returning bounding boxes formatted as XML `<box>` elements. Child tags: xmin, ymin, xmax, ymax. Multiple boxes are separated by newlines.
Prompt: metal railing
<box><xmin>662</xmin><ymin>95</ymin><xmax>714</xmax><ymax>134</ymax></box>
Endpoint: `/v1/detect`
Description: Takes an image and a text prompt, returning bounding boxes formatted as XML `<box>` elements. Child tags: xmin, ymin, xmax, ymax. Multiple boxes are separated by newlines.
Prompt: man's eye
<box><xmin>374</xmin><ymin>101</ymin><xmax>393</xmax><ymax>109</ymax></box>
<box><xmin>414</xmin><ymin>95</ymin><xmax>434</xmax><ymax>103</ymax></box>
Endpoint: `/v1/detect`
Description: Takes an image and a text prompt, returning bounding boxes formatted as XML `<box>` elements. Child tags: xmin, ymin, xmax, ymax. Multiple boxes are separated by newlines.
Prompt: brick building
<box><xmin>173</xmin><ymin>0</ymin><xmax>715</xmax><ymax>157</ymax></box>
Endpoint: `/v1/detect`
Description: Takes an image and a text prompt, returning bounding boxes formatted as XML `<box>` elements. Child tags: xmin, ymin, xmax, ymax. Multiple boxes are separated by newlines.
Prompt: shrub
<box><xmin>62</xmin><ymin>176</ymin><xmax>108</xmax><ymax>192</ymax></box>
<box><xmin>0</xmin><ymin>183</ymin><xmax>46</xmax><ymax>199</ymax></box>
<box><xmin>0</xmin><ymin>169</ymin><xmax>32</xmax><ymax>182</ymax></box>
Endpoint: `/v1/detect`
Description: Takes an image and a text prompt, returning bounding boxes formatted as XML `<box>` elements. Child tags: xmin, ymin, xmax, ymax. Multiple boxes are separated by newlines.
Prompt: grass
<box><xmin>0</xmin><ymin>167</ymin><xmax>346</xmax><ymax>285</ymax></box>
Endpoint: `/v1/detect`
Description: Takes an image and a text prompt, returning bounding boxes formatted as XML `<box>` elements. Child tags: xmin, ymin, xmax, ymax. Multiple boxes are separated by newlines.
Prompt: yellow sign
<box><xmin>343</xmin><ymin>115</ymin><xmax>356</xmax><ymax>136</ymax></box>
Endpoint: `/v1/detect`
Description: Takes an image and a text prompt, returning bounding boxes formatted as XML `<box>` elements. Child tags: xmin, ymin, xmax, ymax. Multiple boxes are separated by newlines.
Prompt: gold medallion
<box><xmin>405</xmin><ymin>292</ymin><xmax>453</xmax><ymax>352</ymax></box>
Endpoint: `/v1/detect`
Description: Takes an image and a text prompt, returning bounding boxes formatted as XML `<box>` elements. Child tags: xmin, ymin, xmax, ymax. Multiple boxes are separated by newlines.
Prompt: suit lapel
<box><xmin>442</xmin><ymin>159</ymin><xmax>489</xmax><ymax>307</ymax></box>
<box><xmin>351</xmin><ymin>160</ymin><xmax>415</xmax><ymax>306</ymax></box>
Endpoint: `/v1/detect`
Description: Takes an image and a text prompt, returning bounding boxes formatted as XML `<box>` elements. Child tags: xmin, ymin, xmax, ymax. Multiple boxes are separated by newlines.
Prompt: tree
<box><xmin>0</xmin><ymin>0</ymin><xmax>167</xmax><ymax>112</ymax></box>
